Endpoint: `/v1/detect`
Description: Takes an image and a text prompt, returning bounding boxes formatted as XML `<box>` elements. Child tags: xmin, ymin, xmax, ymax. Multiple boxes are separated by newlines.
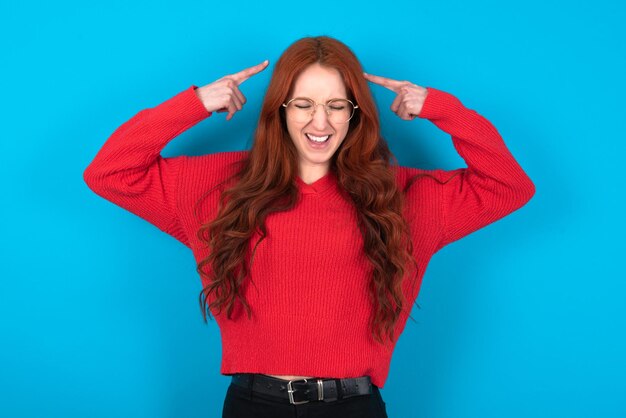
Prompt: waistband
<box><xmin>230</xmin><ymin>373</ymin><xmax>373</xmax><ymax>405</ymax></box>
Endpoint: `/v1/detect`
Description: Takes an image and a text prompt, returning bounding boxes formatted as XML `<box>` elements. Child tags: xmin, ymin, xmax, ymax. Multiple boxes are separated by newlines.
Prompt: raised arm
<box><xmin>82</xmin><ymin>86</ymin><xmax>210</xmax><ymax>247</ymax></box>
<box><xmin>419</xmin><ymin>87</ymin><xmax>535</xmax><ymax>249</ymax></box>
<box><xmin>83</xmin><ymin>60</ymin><xmax>269</xmax><ymax>247</ymax></box>
<box><xmin>364</xmin><ymin>72</ymin><xmax>535</xmax><ymax>250</ymax></box>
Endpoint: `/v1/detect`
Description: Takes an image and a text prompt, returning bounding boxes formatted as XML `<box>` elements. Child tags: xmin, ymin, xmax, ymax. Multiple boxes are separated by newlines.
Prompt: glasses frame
<box><xmin>281</xmin><ymin>97</ymin><xmax>359</xmax><ymax>124</ymax></box>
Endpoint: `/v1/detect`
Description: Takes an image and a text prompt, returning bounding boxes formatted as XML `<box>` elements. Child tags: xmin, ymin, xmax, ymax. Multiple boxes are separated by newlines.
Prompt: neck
<box><xmin>298</xmin><ymin>164</ymin><xmax>330</xmax><ymax>185</ymax></box>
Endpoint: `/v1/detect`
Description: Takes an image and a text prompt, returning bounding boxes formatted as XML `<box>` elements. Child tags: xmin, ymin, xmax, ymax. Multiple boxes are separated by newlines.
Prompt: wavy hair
<box><xmin>194</xmin><ymin>36</ymin><xmax>433</xmax><ymax>344</ymax></box>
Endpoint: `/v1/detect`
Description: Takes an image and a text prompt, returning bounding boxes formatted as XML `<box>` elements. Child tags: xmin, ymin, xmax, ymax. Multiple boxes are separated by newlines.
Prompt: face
<box><xmin>284</xmin><ymin>63</ymin><xmax>352</xmax><ymax>177</ymax></box>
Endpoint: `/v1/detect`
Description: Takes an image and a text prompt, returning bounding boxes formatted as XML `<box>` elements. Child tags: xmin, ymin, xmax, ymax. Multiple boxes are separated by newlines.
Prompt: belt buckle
<box><xmin>287</xmin><ymin>378</ymin><xmax>310</xmax><ymax>405</ymax></box>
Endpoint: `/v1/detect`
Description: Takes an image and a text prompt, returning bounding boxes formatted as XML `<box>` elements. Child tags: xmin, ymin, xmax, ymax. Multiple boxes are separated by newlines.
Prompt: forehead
<box><xmin>291</xmin><ymin>63</ymin><xmax>347</xmax><ymax>99</ymax></box>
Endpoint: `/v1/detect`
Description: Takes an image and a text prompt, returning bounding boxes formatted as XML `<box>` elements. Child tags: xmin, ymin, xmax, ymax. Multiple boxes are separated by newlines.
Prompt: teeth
<box><xmin>306</xmin><ymin>134</ymin><xmax>330</xmax><ymax>142</ymax></box>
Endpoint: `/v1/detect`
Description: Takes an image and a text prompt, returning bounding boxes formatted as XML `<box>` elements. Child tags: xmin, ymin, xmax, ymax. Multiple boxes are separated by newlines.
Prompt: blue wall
<box><xmin>1</xmin><ymin>0</ymin><xmax>624</xmax><ymax>417</ymax></box>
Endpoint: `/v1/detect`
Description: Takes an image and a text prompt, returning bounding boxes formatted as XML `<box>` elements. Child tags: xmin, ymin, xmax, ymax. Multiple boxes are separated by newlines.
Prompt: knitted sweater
<box><xmin>83</xmin><ymin>84</ymin><xmax>535</xmax><ymax>389</ymax></box>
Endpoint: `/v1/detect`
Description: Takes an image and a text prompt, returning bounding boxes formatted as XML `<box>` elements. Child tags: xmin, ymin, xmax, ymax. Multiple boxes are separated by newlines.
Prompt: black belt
<box><xmin>230</xmin><ymin>373</ymin><xmax>373</xmax><ymax>405</ymax></box>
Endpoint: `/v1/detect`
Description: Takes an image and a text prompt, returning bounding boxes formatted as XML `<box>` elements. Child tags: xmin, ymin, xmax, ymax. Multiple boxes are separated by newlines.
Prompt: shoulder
<box><xmin>394</xmin><ymin>165</ymin><xmax>463</xmax><ymax>222</ymax></box>
<box><xmin>395</xmin><ymin>165</ymin><xmax>458</xmax><ymax>193</ymax></box>
<box><xmin>179</xmin><ymin>149</ymin><xmax>249</xmax><ymax>200</ymax></box>
<box><xmin>177</xmin><ymin>150</ymin><xmax>249</xmax><ymax>225</ymax></box>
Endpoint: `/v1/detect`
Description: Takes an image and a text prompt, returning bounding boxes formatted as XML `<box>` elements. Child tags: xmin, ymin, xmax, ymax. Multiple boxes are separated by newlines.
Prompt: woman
<box><xmin>84</xmin><ymin>36</ymin><xmax>535</xmax><ymax>417</ymax></box>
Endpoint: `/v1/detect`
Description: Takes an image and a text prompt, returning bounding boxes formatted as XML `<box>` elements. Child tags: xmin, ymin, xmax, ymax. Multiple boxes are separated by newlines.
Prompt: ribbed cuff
<box><xmin>189</xmin><ymin>84</ymin><xmax>212</xmax><ymax>119</ymax></box>
<box><xmin>417</xmin><ymin>87</ymin><xmax>463</xmax><ymax>121</ymax></box>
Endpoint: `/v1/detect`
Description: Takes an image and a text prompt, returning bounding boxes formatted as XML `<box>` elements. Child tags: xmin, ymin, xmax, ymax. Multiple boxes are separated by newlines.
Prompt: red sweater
<box><xmin>83</xmin><ymin>85</ymin><xmax>535</xmax><ymax>388</ymax></box>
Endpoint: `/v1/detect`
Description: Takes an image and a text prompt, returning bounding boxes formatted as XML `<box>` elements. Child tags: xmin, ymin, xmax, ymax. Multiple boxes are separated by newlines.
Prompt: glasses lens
<box><xmin>327</xmin><ymin>99</ymin><xmax>355</xmax><ymax>124</ymax></box>
<box><xmin>285</xmin><ymin>99</ymin><xmax>314</xmax><ymax>123</ymax></box>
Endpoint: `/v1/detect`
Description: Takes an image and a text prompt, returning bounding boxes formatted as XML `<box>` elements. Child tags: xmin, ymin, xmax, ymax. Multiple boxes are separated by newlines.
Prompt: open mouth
<box><xmin>306</xmin><ymin>133</ymin><xmax>332</xmax><ymax>144</ymax></box>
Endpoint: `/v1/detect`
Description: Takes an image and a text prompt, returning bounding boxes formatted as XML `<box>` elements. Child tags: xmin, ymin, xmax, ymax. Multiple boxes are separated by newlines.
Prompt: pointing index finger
<box><xmin>363</xmin><ymin>72</ymin><xmax>404</xmax><ymax>92</ymax></box>
<box><xmin>231</xmin><ymin>60</ymin><xmax>270</xmax><ymax>85</ymax></box>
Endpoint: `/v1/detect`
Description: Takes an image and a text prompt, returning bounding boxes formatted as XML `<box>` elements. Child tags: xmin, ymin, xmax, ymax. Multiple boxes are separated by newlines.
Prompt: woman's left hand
<box><xmin>363</xmin><ymin>72</ymin><xmax>429</xmax><ymax>120</ymax></box>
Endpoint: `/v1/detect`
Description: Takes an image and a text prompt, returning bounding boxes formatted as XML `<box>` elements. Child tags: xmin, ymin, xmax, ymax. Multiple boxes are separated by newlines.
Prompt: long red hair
<box><xmin>195</xmin><ymin>36</ymin><xmax>422</xmax><ymax>344</ymax></box>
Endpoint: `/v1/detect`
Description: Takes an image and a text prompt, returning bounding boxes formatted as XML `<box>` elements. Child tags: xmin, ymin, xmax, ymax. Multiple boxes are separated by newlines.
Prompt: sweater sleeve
<box><xmin>416</xmin><ymin>87</ymin><xmax>536</xmax><ymax>251</ymax></box>
<box><xmin>83</xmin><ymin>85</ymin><xmax>211</xmax><ymax>248</ymax></box>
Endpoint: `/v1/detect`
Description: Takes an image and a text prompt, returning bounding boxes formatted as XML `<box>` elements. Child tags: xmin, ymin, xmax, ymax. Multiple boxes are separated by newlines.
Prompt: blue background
<box><xmin>2</xmin><ymin>0</ymin><xmax>624</xmax><ymax>417</ymax></box>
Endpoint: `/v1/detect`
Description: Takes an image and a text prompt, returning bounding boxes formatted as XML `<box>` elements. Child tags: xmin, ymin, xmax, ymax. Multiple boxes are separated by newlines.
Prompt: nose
<box><xmin>309</xmin><ymin>103</ymin><xmax>331</xmax><ymax>128</ymax></box>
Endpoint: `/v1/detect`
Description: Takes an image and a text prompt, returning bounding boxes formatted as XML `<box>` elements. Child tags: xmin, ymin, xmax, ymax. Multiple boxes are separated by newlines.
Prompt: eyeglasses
<box><xmin>282</xmin><ymin>97</ymin><xmax>359</xmax><ymax>124</ymax></box>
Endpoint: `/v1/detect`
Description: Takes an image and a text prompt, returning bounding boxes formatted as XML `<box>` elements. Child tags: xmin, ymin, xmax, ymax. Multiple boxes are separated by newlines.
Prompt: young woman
<box><xmin>84</xmin><ymin>36</ymin><xmax>535</xmax><ymax>417</ymax></box>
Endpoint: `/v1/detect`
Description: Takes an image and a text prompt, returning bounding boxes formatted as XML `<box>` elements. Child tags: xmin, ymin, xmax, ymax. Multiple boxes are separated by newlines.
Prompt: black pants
<box><xmin>221</xmin><ymin>380</ymin><xmax>389</xmax><ymax>418</ymax></box>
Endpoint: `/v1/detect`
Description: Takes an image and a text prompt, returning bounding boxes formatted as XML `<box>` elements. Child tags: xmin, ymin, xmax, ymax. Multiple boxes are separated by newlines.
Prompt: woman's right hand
<box><xmin>194</xmin><ymin>60</ymin><xmax>270</xmax><ymax>121</ymax></box>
